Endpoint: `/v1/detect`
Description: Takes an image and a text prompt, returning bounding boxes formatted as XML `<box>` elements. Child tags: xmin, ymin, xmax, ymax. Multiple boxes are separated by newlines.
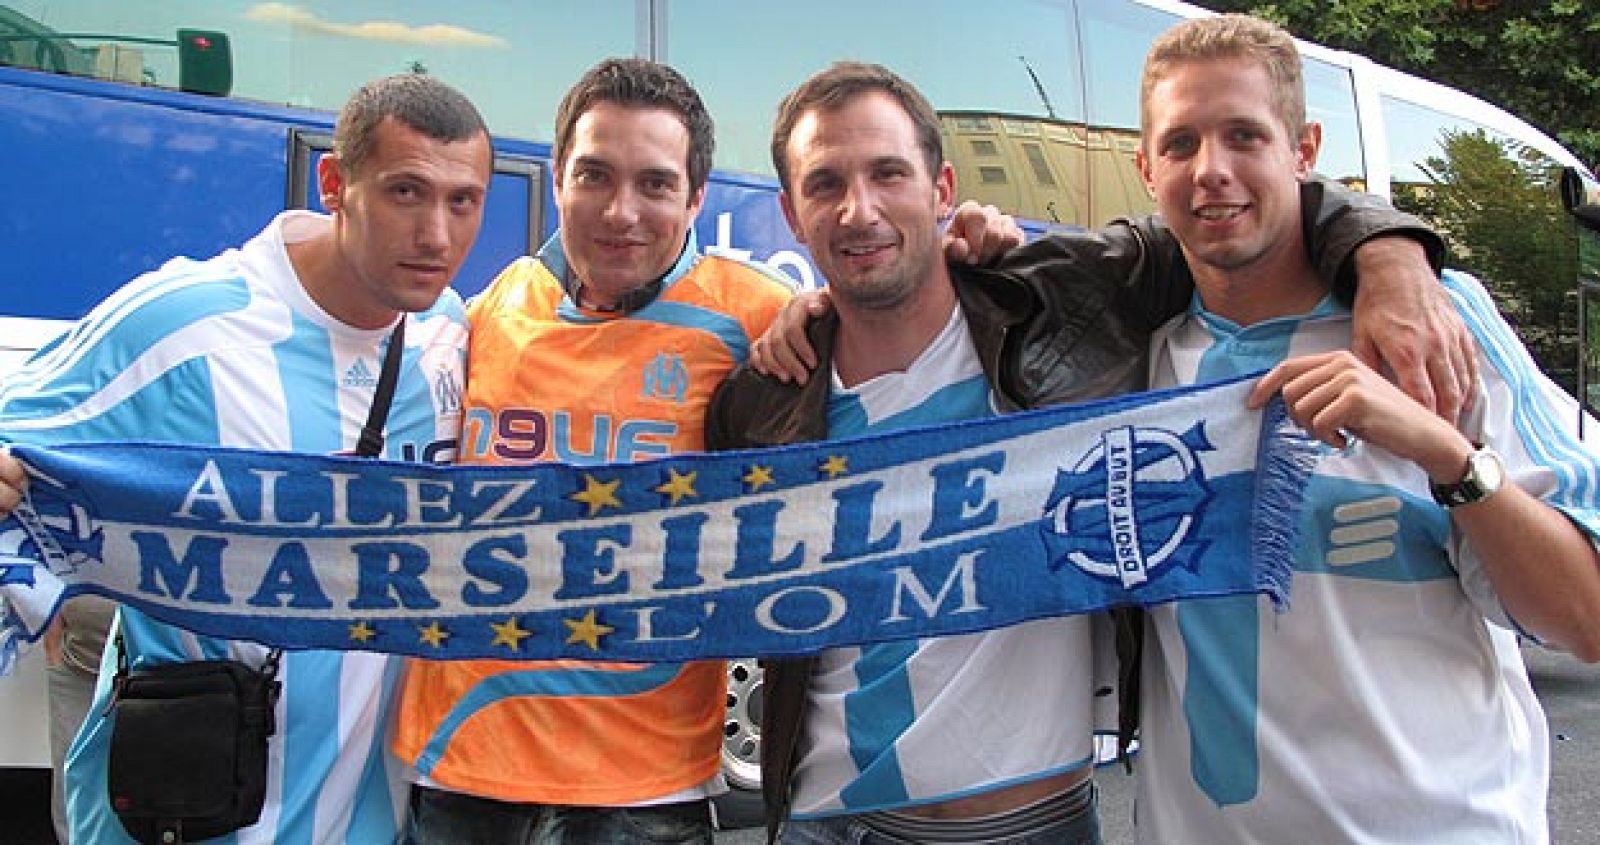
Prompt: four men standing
<box><xmin>3</xmin><ymin>13</ymin><xmax>1595</xmax><ymax>844</ymax></box>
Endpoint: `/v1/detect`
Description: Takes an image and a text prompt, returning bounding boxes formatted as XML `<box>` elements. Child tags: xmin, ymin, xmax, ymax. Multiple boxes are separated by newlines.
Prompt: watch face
<box><xmin>1470</xmin><ymin>449</ymin><xmax>1505</xmax><ymax>496</ymax></box>
<box><xmin>1432</xmin><ymin>447</ymin><xmax>1506</xmax><ymax>507</ymax></box>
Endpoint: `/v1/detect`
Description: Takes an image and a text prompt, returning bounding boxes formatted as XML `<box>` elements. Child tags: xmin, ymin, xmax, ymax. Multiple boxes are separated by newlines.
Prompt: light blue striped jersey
<box><xmin>789</xmin><ymin>304</ymin><xmax>1098</xmax><ymax>818</ymax></box>
<box><xmin>1137</xmin><ymin>270</ymin><xmax>1594</xmax><ymax>843</ymax></box>
<box><xmin>0</xmin><ymin>211</ymin><xmax>468</xmax><ymax>845</ymax></box>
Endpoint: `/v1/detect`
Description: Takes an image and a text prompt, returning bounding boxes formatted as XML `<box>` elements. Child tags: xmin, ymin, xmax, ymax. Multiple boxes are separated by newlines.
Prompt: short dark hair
<box><xmin>771</xmin><ymin>61</ymin><xmax>944</xmax><ymax>193</ymax></box>
<box><xmin>553</xmin><ymin>58</ymin><xmax>715</xmax><ymax>196</ymax></box>
<box><xmin>334</xmin><ymin>74</ymin><xmax>489</xmax><ymax>177</ymax></box>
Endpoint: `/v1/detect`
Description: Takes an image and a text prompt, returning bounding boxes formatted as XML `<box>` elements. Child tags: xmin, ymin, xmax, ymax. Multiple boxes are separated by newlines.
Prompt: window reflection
<box><xmin>0</xmin><ymin>0</ymin><xmax>1369</xmax><ymax>232</ymax></box>
<box><xmin>0</xmin><ymin>1</ymin><xmax>632</xmax><ymax>143</ymax></box>
<box><xmin>1305</xmin><ymin>58</ymin><xmax>1363</xmax><ymax>184</ymax></box>
<box><xmin>942</xmin><ymin>111</ymin><xmax>1148</xmax><ymax>226</ymax></box>
<box><xmin>1385</xmin><ymin>95</ymin><xmax>1580</xmax><ymax>393</ymax></box>
<box><xmin>1079</xmin><ymin>0</ymin><xmax>1172</xmax><ymax>131</ymax></box>
<box><xmin>669</xmin><ymin>0</ymin><xmax>1083</xmax><ymax>178</ymax></box>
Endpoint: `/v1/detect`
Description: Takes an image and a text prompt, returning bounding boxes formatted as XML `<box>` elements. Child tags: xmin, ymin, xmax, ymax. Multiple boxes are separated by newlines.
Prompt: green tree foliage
<box><xmin>1197</xmin><ymin>0</ymin><xmax>1600</xmax><ymax>169</ymax></box>
<box><xmin>1392</xmin><ymin>130</ymin><xmax>1578</xmax><ymax>391</ymax></box>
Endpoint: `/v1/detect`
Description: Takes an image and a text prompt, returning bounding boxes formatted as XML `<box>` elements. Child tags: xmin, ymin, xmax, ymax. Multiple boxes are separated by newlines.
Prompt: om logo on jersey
<box><xmin>0</xmin><ymin>468</ymin><xmax>103</xmax><ymax>586</ymax></box>
<box><xmin>434</xmin><ymin>365</ymin><xmax>464</xmax><ymax>416</ymax></box>
<box><xmin>642</xmin><ymin>352</ymin><xmax>689</xmax><ymax>403</ymax></box>
<box><xmin>1041</xmin><ymin>423</ymin><xmax>1215</xmax><ymax>589</ymax></box>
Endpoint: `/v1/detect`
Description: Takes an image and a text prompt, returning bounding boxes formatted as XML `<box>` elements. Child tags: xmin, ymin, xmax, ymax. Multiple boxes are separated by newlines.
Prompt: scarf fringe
<box><xmin>1250</xmin><ymin>397</ymin><xmax>1321</xmax><ymax>610</ymax></box>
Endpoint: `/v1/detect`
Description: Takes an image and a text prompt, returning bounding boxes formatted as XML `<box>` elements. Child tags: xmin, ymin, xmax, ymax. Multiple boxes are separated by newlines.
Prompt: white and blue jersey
<box><xmin>789</xmin><ymin>305</ymin><xmax>1098</xmax><ymax>818</ymax></box>
<box><xmin>1137</xmin><ymin>270</ymin><xmax>1599</xmax><ymax>844</ymax></box>
<box><xmin>0</xmin><ymin>211</ymin><xmax>468</xmax><ymax>845</ymax></box>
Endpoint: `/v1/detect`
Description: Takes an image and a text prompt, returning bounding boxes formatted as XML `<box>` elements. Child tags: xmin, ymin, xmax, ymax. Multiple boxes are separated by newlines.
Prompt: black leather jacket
<box><xmin>703</xmin><ymin>180</ymin><xmax>1442</xmax><ymax>843</ymax></box>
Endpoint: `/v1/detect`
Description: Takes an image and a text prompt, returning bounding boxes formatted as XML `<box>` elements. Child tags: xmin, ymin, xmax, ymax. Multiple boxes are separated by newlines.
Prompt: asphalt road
<box><xmin>1531</xmin><ymin>645</ymin><xmax>1600</xmax><ymax>843</ymax></box>
<box><xmin>718</xmin><ymin>645</ymin><xmax>1600</xmax><ymax>844</ymax></box>
<box><xmin>1</xmin><ymin>645</ymin><xmax>1594</xmax><ymax>844</ymax></box>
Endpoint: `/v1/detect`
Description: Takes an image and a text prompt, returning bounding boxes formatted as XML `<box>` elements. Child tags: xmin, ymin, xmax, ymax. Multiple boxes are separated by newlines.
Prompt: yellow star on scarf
<box><xmin>819</xmin><ymin>454</ymin><xmax>849</xmax><ymax>478</ymax></box>
<box><xmin>743</xmin><ymin>464</ymin><xmax>776</xmax><ymax>492</ymax></box>
<box><xmin>348</xmin><ymin>620</ymin><xmax>377</xmax><ymax>643</ymax></box>
<box><xmin>417</xmin><ymin>621</ymin><xmax>450</xmax><ymax>648</ymax></box>
<box><xmin>655</xmin><ymin>468</ymin><xmax>699</xmax><ymax>505</ymax></box>
<box><xmin>489</xmin><ymin>616</ymin><xmax>533</xmax><ymax>651</ymax></box>
<box><xmin>572</xmin><ymin>473</ymin><xmax>624</xmax><ymax>516</ymax></box>
<box><xmin>563</xmin><ymin>609</ymin><xmax>614</xmax><ymax>652</ymax></box>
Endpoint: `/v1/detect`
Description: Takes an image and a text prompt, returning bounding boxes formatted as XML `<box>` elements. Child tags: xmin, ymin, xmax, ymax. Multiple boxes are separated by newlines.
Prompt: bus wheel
<box><xmin>714</xmin><ymin>658</ymin><xmax>764</xmax><ymax>829</ymax></box>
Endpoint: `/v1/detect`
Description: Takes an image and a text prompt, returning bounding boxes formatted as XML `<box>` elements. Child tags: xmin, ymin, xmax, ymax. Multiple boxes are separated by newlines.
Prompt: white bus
<box><xmin>2</xmin><ymin>0</ymin><xmax>1595</xmax><ymax>830</ymax></box>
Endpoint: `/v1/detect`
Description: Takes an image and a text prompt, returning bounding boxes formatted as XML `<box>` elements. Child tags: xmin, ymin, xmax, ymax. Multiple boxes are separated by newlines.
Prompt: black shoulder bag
<box><xmin>105</xmin><ymin>318</ymin><xmax>406</xmax><ymax>844</ymax></box>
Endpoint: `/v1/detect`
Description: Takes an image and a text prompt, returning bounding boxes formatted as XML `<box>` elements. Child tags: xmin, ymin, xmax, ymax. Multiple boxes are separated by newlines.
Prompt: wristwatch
<box><xmin>1430</xmin><ymin>445</ymin><xmax>1505</xmax><ymax>507</ymax></box>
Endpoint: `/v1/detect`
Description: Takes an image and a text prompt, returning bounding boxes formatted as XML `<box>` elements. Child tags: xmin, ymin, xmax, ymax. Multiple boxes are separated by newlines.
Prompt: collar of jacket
<box><xmin>739</xmin><ymin>260</ymin><xmax>1044</xmax><ymax>448</ymax></box>
<box><xmin>949</xmin><ymin>260</ymin><xmax>1040</xmax><ymax>414</ymax></box>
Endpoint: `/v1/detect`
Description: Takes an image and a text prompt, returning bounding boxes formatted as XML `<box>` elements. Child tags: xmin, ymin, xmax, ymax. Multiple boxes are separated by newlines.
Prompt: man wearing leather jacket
<box><xmin>706</xmin><ymin>60</ymin><xmax>1454</xmax><ymax>844</ymax></box>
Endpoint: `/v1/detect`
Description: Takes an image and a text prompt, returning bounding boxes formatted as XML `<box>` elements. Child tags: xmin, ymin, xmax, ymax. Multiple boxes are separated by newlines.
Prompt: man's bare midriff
<box><xmin>895</xmin><ymin>766</ymin><xmax>1091</xmax><ymax>819</ymax></box>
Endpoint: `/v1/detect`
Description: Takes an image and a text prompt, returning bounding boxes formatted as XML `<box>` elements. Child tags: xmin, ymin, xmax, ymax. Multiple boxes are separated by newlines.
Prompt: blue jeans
<box><xmin>781</xmin><ymin>803</ymin><xmax>1102</xmax><ymax>845</ymax></box>
<box><xmin>401</xmin><ymin>785</ymin><xmax>714</xmax><ymax>845</ymax></box>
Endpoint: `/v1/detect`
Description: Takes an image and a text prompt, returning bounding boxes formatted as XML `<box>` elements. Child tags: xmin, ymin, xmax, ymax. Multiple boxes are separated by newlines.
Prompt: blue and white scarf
<box><xmin>0</xmin><ymin>374</ymin><xmax>1316</xmax><ymax>671</ymax></box>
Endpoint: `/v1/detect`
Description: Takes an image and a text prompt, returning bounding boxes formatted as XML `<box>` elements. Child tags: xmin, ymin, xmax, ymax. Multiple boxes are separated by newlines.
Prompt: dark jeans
<box><xmin>401</xmin><ymin>785</ymin><xmax>714</xmax><ymax>845</ymax></box>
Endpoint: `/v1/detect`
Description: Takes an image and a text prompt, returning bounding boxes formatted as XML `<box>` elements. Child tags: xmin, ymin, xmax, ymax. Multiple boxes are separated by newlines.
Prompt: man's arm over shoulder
<box><xmin>995</xmin><ymin>216</ymin><xmax>1188</xmax><ymax>335</ymax></box>
<box><xmin>995</xmin><ymin>175</ymin><xmax>1443</xmax><ymax>334</ymax></box>
<box><xmin>1301</xmin><ymin>178</ymin><xmax>1445</xmax><ymax>301</ymax></box>
<box><xmin>707</xmin><ymin>314</ymin><xmax>833</xmax><ymax>452</ymax></box>
<box><xmin>991</xmin><ymin>177</ymin><xmax>1467</xmax><ymax>416</ymax></box>
<box><xmin>1301</xmin><ymin>179</ymin><xmax>1472</xmax><ymax>420</ymax></box>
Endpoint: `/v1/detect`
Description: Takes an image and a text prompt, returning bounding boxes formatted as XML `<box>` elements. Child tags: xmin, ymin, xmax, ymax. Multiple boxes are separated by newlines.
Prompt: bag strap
<box><xmin>354</xmin><ymin>317</ymin><xmax>406</xmax><ymax>459</ymax></box>
<box><xmin>108</xmin><ymin>631</ymin><xmax>281</xmax><ymax>711</ymax></box>
<box><xmin>102</xmin><ymin>322</ymin><xmax>407</xmax><ymax>700</ymax></box>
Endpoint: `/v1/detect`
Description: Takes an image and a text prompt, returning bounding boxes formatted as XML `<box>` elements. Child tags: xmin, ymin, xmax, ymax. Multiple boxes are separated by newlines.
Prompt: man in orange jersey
<box><xmin>389</xmin><ymin>58</ymin><xmax>785</xmax><ymax>844</ymax></box>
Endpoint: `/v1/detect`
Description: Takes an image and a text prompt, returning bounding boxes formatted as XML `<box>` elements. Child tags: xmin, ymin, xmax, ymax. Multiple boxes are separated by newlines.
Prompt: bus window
<box><xmin>669</xmin><ymin>0</ymin><xmax>1090</xmax><ymax>226</ymax></box>
<box><xmin>1304</xmin><ymin>56</ymin><xmax>1363</xmax><ymax>186</ymax></box>
<box><xmin>1384</xmin><ymin>94</ymin><xmax>1581</xmax><ymax>395</ymax></box>
<box><xmin>1079</xmin><ymin>0</ymin><xmax>1173</xmax><ymax>133</ymax></box>
<box><xmin>669</xmin><ymin>0</ymin><xmax>1084</xmax><ymax>178</ymax></box>
<box><xmin>0</xmin><ymin>2</ymin><xmax>633</xmax><ymax>144</ymax></box>
<box><xmin>1073</xmin><ymin>0</ymin><xmax>1181</xmax><ymax>226</ymax></box>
